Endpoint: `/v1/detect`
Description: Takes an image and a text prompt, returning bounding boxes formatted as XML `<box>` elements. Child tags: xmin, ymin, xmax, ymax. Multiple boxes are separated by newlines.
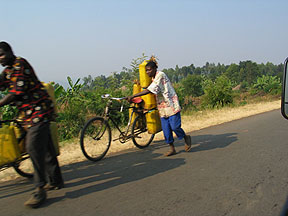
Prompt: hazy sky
<box><xmin>1</xmin><ymin>0</ymin><xmax>287</xmax><ymax>85</ymax></box>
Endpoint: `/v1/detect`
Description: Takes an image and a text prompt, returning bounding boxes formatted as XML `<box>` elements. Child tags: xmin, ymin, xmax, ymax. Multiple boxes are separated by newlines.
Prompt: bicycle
<box><xmin>0</xmin><ymin>119</ymin><xmax>33</xmax><ymax>178</ymax></box>
<box><xmin>80</xmin><ymin>94</ymin><xmax>156</xmax><ymax>162</ymax></box>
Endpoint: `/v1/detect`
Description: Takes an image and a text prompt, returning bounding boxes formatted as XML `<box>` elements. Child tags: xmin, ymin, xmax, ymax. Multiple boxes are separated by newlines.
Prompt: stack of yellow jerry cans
<box><xmin>138</xmin><ymin>60</ymin><xmax>162</xmax><ymax>134</ymax></box>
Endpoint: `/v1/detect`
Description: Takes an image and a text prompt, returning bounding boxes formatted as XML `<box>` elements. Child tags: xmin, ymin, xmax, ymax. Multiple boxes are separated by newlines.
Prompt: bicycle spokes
<box><xmin>80</xmin><ymin>117</ymin><xmax>111</xmax><ymax>162</ymax></box>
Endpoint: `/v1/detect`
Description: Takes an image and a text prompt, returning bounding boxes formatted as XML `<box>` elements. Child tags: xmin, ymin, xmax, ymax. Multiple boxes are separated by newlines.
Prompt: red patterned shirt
<box><xmin>0</xmin><ymin>57</ymin><xmax>55</xmax><ymax>128</ymax></box>
<box><xmin>147</xmin><ymin>71</ymin><xmax>181</xmax><ymax>118</ymax></box>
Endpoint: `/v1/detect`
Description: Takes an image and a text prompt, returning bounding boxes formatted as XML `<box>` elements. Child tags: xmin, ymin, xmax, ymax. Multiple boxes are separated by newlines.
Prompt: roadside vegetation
<box><xmin>0</xmin><ymin>54</ymin><xmax>283</xmax><ymax>142</ymax></box>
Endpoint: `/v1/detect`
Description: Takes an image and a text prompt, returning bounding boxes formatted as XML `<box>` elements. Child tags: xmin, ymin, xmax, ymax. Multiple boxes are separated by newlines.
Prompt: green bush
<box><xmin>0</xmin><ymin>90</ymin><xmax>18</xmax><ymax>120</ymax></box>
<box><xmin>202</xmin><ymin>75</ymin><xmax>233</xmax><ymax>108</ymax></box>
<box><xmin>251</xmin><ymin>75</ymin><xmax>281</xmax><ymax>95</ymax></box>
<box><xmin>0</xmin><ymin>105</ymin><xmax>17</xmax><ymax>120</ymax></box>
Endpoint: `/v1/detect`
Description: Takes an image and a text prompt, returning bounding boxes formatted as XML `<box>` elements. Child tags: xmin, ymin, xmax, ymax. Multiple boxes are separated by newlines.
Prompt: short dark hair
<box><xmin>0</xmin><ymin>41</ymin><xmax>13</xmax><ymax>53</ymax></box>
<box><xmin>146</xmin><ymin>60</ymin><xmax>158</xmax><ymax>69</ymax></box>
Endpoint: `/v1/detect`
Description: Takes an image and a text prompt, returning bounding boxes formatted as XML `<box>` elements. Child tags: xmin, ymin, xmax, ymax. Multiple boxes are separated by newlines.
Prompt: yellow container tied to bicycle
<box><xmin>12</xmin><ymin>124</ymin><xmax>25</xmax><ymax>153</ymax></box>
<box><xmin>0</xmin><ymin>125</ymin><xmax>21</xmax><ymax>167</ymax></box>
<box><xmin>41</xmin><ymin>82</ymin><xmax>57</xmax><ymax>113</ymax></box>
<box><xmin>12</xmin><ymin>121</ymin><xmax>59</xmax><ymax>156</ymax></box>
<box><xmin>129</xmin><ymin>80</ymin><xmax>142</xmax><ymax>124</ymax></box>
<box><xmin>141</xmin><ymin>90</ymin><xmax>157</xmax><ymax>110</ymax></box>
<box><xmin>40</xmin><ymin>83</ymin><xmax>60</xmax><ymax>155</ymax></box>
<box><xmin>139</xmin><ymin>60</ymin><xmax>157</xmax><ymax>109</ymax></box>
<box><xmin>146</xmin><ymin>109</ymin><xmax>162</xmax><ymax>134</ymax></box>
<box><xmin>133</xmin><ymin>80</ymin><xmax>141</xmax><ymax>95</ymax></box>
<box><xmin>50</xmin><ymin>121</ymin><xmax>60</xmax><ymax>156</ymax></box>
<box><xmin>139</xmin><ymin>60</ymin><xmax>151</xmax><ymax>88</ymax></box>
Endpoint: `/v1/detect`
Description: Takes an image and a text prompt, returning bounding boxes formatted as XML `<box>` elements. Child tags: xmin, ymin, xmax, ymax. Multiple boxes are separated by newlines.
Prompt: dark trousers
<box><xmin>26</xmin><ymin>121</ymin><xmax>63</xmax><ymax>188</ymax></box>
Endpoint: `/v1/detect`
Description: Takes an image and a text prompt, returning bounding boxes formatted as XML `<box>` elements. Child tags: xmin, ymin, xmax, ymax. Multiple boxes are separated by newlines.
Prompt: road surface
<box><xmin>1</xmin><ymin>109</ymin><xmax>288</xmax><ymax>216</ymax></box>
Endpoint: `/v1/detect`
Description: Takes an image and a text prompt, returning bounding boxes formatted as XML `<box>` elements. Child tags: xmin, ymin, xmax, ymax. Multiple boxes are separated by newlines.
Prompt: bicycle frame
<box><xmin>80</xmin><ymin>94</ymin><xmax>157</xmax><ymax>162</ymax></box>
<box><xmin>102</xmin><ymin>96</ymin><xmax>144</xmax><ymax>143</ymax></box>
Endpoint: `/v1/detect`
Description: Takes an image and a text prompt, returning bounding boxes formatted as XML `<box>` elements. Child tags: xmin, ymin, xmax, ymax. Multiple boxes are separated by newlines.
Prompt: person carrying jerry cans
<box><xmin>0</xmin><ymin>41</ymin><xmax>64</xmax><ymax>208</ymax></box>
<box><xmin>126</xmin><ymin>57</ymin><xmax>192</xmax><ymax>156</ymax></box>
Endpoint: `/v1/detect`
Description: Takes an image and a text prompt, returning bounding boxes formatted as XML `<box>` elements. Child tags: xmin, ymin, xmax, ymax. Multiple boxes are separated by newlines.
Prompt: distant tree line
<box><xmin>81</xmin><ymin>60</ymin><xmax>283</xmax><ymax>94</ymax></box>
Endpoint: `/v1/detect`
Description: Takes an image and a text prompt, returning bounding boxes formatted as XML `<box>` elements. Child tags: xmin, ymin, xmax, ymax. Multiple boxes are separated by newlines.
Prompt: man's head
<box><xmin>145</xmin><ymin>61</ymin><xmax>158</xmax><ymax>78</ymax></box>
<box><xmin>0</xmin><ymin>41</ymin><xmax>15</xmax><ymax>67</ymax></box>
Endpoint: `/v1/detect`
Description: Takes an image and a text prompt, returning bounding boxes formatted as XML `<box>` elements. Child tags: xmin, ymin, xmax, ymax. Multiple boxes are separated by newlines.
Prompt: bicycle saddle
<box><xmin>131</xmin><ymin>97</ymin><xmax>143</xmax><ymax>104</ymax></box>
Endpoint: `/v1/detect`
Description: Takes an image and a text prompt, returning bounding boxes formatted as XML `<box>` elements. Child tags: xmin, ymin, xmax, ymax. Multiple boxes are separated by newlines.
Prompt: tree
<box><xmin>181</xmin><ymin>74</ymin><xmax>204</xmax><ymax>97</ymax></box>
<box><xmin>239</xmin><ymin>61</ymin><xmax>260</xmax><ymax>85</ymax></box>
<box><xmin>224</xmin><ymin>63</ymin><xmax>240</xmax><ymax>85</ymax></box>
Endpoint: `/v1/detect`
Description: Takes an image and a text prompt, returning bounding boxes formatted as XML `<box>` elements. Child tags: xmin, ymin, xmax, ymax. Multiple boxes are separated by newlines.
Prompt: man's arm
<box><xmin>0</xmin><ymin>93</ymin><xmax>15</xmax><ymax>107</ymax></box>
<box><xmin>126</xmin><ymin>89</ymin><xmax>151</xmax><ymax>102</ymax></box>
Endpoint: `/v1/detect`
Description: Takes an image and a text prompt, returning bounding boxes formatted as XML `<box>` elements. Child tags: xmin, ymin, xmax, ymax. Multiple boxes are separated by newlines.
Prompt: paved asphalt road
<box><xmin>1</xmin><ymin>109</ymin><xmax>288</xmax><ymax>216</ymax></box>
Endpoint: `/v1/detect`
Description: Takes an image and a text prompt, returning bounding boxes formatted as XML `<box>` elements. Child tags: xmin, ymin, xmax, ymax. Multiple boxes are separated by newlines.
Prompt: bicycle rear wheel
<box><xmin>12</xmin><ymin>155</ymin><xmax>33</xmax><ymax>178</ymax></box>
<box><xmin>80</xmin><ymin>117</ymin><xmax>111</xmax><ymax>161</ymax></box>
<box><xmin>132</xmin><ymin>114</ymin><xmax>154</xmax><ymax>149</ymax></box>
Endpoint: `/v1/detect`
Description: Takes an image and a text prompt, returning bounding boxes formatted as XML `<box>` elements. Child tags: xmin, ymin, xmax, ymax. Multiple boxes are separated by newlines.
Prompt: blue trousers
<box><xmin>160</xmin><ymin>112</ymin><xmax>186</xmax><ymax>144</ymax></box>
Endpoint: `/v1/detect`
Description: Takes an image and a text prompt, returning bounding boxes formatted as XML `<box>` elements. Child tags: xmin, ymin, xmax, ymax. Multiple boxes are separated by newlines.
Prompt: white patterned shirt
<box><xmin>147</xmin><ymin>71</ymin><xmax>181</xmax><ymax>117</ymax></box>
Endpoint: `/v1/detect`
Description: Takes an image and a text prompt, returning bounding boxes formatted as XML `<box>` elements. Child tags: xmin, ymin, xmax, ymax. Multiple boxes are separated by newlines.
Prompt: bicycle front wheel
<box><xmin>80</xmin><ymin>117</ymin><xmax>111</xmax><ymax>161</ymax></box>
<box><xmin>132</xmin><ymin>114</ymin><xmax>155</xmax><ymax>149</ymax></box>
<box><xmin>12</xmin><ymin>155</ymin><xmax>33</xmax><ymax>178</ymax></box>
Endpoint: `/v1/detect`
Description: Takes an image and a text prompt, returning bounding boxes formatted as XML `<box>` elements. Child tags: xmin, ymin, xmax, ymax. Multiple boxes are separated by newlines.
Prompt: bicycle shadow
<box><xmin>44</xmin><ymin>147</ymin><xmax>185</xmax><ymax>206</ymax></box>
<box><xmin>0</xmin><ymin>178</ymin><xmax>33</xmax><ymax>200</ymax></box>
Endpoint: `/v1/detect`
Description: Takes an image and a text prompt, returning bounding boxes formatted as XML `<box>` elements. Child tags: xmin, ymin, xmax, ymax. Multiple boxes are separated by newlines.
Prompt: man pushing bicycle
<box><xmin>0</xmin><ymin>41</ymin><xmax>64</xmax><ymax>208</ymax></box>
<box><xmin>126</xmin><ymin>59</ymin><xmax>192</xmax><ymax>156</ymax></box>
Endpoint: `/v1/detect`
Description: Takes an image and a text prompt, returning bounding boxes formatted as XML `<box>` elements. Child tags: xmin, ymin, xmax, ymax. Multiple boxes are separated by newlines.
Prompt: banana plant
<box><xmin>54</xmin><ymin>76</ymin><xmax>84</xmax><ymax>105</ymax></box>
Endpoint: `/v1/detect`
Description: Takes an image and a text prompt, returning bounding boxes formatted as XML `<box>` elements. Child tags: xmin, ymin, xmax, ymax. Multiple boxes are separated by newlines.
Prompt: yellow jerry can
<box><xmin>50</xmin><ymin>121</ymin><xmax>60</xmax><ymax>156</ymax></box>
<box><xmin>139</xmin><ymin>60</ymin><xmax>157</xmax><ymax>109</ymax></box>
<box><xmin>146</xmin><ymin>109</ymin><xmax>162</xmax><ymax>134</ymax></box>
<box><xmin>133</xmin><ymin>80</ymin><xmax>141</xmax><ymax>94</ymax></box>
<box><xmin>0</xmin><ymin>125</ymin><xmax>21</xmax><ymax>167</ymax></box>
<box><xmin>11</xmin><ymin>121</ymin><xmax>60</xmax><ymax>156</ymax></box>
<box><xmin>141</xmin><ymin>90</ymin><xmax>157</xmax><ymax>110</ymax></box>
<box><xmin>139</xmin><ymin>60</ymin><xmax>152</xmax><ymax>88</ymax></box>
<box><xmin>42</xmin><ymin>82</ymin><xmax>57</xmax><ymax>113</ymax></box>
<box><xmin>12</xmin><ymin>124</ymin><xmax>25</xmax><ymax>153</ymax></box>
<box><xmin>41</xmin><ymin>83</ymin><xmax>60</xmax><ymax>156</ymax></box>
<box><xmin>129</xmin><ymin>81</ymin><xmax>142</xmax><ymax>125</ymax></box>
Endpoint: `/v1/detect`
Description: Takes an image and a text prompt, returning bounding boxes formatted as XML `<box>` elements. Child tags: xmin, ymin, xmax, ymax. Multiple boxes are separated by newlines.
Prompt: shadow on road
<box><xmin>0</xmin><ymin>132</ymin><xmax>237</xmax><ymax>207</ymax></box>
<box><xmin>152</xmin><ymin>132</ymin><xmax>238</xmax><ymax>153</ymax></box>
<box><xmin>45</xmin><ymin>146</ymin><xmax>185</xmax><ymax>206</ymax></box>
<box><xmin>188</xmin><ymin>133</ymin><xmax>238</xmax><ymax>152</ymax></box>
<box><xmin>0</xmin><ymin>178</ymin><xmax>33</xmax><ymax>200</ymax></box>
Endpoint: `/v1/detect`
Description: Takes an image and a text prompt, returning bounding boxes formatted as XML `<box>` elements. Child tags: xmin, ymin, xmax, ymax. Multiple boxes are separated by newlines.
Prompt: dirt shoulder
<box><xmin>0</xmin><ymin>100</ymin><xmax>281</xmax><ymax>182</ymax></box>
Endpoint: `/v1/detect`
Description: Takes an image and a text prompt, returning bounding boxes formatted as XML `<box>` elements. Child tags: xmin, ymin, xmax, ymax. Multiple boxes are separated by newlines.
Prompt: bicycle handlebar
<box><xmin>101</xmin><ymin>94</ymin><xmax>126</xmax><ymax>101</ymax></box>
